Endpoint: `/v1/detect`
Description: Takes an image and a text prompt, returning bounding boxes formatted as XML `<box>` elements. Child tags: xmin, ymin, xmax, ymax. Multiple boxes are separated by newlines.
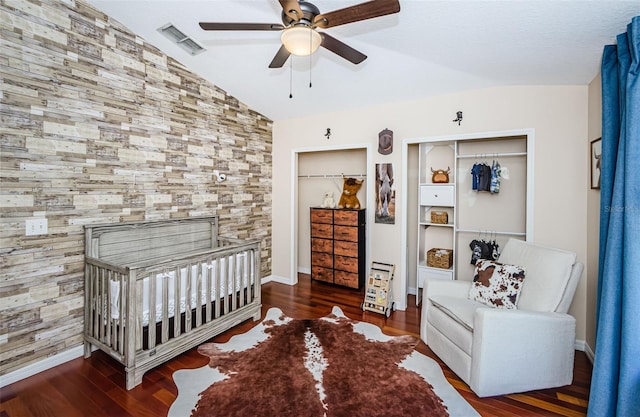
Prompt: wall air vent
<box><xmin>158</xmin><ymin>23</ymin><xmax>206</xmax><ymax>56</ymax></box>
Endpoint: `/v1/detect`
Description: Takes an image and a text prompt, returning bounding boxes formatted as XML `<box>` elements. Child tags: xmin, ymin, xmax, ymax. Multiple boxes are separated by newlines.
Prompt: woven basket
<box><xmin>430</xmin><ymin>211</ymin><xmax>448</xmax><ymax>224</ymax></box>
<box><xmin>426</xmin><ymin>248</ymin><xmax>453</xmax><ymax>269</ymax></box>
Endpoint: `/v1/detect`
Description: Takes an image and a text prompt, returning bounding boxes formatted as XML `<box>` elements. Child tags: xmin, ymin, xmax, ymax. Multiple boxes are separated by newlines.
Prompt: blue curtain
<box><xmin>588</xmin><ymin>16</ymin><xmax>640</xmax><ymax>417</ymax></box>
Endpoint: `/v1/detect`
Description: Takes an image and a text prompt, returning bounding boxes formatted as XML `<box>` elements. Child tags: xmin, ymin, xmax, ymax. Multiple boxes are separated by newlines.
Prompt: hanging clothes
<box><xmin>490</xmin><ymin>160</ymin><xmax>502</xmax><ymax>193</ymax></box>
<box><xmin>469</xmin><ymin>237</ymin><xmax>499</xmax><ymax>264</ymax></box>
<box><xmin>478</xmin><ymin>163</ymin><xmax>491</xmax><ymax>191</ymax></box>
<box><xmin>491</xmin><ymin>238</ymin><xmax>500</xmax><ymax>260</ymax></box>
<box><xmin>470</xmin><ymin>162</ymin><xmax>482</xmax><ymax>191</ymax></box>
<box><xmin>471</xmin><ymin>162</ymin><xmax>492</xmax><ymax>192</ymax></box>
<box><xmin>469</xmin><ymin>239</ymin><xmax>483</xmax><ymax>264</ymax></box>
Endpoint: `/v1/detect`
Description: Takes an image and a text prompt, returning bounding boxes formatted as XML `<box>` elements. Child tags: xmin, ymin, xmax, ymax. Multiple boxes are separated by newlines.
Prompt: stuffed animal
<box><xmin>321</xmin><ymin>191</ymin><xmax>336</xmax><ymax>208</ymax></box>
<box><xmin>338</xmin><ymin>178</ymin><xmax>363</xmax><ymax>209</ymax></box>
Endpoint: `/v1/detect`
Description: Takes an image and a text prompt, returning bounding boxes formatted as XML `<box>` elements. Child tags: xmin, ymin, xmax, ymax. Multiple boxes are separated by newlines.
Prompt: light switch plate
<box><xmin>26</xmin><ymin>218</ymin><xmax>48</xmax><ymax>236</ymax></box>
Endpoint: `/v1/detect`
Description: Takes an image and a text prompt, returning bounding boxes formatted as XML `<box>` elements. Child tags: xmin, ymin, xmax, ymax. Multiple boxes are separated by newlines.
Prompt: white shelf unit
<box><xmin>414</xmin><ymin>134</ymin><xmax>531</xmax><ymax>306</ymax></box>
<box><xmin>416</xmin><ymin>142</ymin><xmax>456</xmax><ymax>305</ymax></box>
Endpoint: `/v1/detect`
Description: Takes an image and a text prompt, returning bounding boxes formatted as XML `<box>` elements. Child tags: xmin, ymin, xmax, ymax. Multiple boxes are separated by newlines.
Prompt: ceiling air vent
<box><xmin>158</xmin><ymin>23</ymin><xmax>206</xmax><ymax>56</ymax></box>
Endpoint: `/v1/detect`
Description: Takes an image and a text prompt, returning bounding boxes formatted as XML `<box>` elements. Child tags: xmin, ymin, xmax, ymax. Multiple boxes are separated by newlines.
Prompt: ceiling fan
<box><xmin>199</xmin><ymin>0</ymin><xmax>400</xmax><ymax>68</ymax></box>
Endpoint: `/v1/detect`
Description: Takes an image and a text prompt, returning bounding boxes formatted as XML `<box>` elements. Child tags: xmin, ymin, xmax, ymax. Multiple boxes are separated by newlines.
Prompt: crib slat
<box><xmin>161</xmin><ymin>271</ymin><xmax>169</xmax><ymax>343</ymax></box>
<box><xmin>214</xmin><ymin>256</ymin><xmax>221</xmax><ymax>320</ymax></box>
<box><xmin>185</xmin><ymin>263</ymin><xmax>192</xmax><ymax>333</ymax></box>
<box><xmin>118</xmin><ymin>272</ymin><xmax>126</xmax><ymax>355</ymax></box>
<box><xmin>148</xmin><ymin>271</ymin><xmax>156</xmax><ymax>349</ymax></box>
<box><xmin>128</xmin><ymin>270</ymin><xmax>139</xmax><ymax>369</ymax></box>
<box><xmin>230</xmin><ymin>254</ymin><xmax>236</xmax><ymax>313</ymax></box>
<box><xmin>239</xmin><ymin>252</ymin><xmax>246</xmax><ymax>307</ymax></box>
<box><xmin>98</xmin><ymin>268</ymin><xmax>105</xmax><ymax>343</ymax></box>
<box><xmin>205</xmin><ymin>257</ymin><xmax>212</xmax><ymax>323</ymax></box>
<box><xmin>106</xmin><ymin>270</ymin><xmax>113</xmax><ymax>348</ymax></box>
<box><xmin>195</xmin><ymin>266</ymin><xmax>202</xmax><ymax>328</ymax></box>
<box><xmin>173</xmin><ymin>265</ymin><xmax>181</xmax><ymax>338</ymax></box>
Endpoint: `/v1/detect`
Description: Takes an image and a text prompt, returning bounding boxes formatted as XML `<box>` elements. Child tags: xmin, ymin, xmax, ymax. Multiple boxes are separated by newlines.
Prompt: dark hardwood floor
<box><xmin>0</xmin><ymin>275</ymin><xmax>591</xmax><ymax>417</ymax></box>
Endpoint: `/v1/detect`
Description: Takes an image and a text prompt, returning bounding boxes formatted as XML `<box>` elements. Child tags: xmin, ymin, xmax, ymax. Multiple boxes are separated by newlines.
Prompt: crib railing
<box><xmin>84</xmin><ymin>240</ymin><xmax>261</xmax><ymax>388</ymax></box>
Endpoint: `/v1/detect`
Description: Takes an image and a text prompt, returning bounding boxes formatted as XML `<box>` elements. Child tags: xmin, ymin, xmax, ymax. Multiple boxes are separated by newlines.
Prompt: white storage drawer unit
<box><xmin>420</xmin><ymin>185</ymin><xmax>454</xmax><ymax>207</ymax></box>
<box><xmin>418</xmin><ymin>267</ymin><xmax>454</xmax><ymax>288</ymax></box>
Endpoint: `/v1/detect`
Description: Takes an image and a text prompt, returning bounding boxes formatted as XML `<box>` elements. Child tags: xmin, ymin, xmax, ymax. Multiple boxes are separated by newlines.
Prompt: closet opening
<box><xmin>401</xmin><ymin>130</ymin><xmax>533</xmax><ymax>307</ymax></box>
<box><xmin>295</xmin><ymin>147</ymin><xmax>369</xmax><ymax>284</ymax></box>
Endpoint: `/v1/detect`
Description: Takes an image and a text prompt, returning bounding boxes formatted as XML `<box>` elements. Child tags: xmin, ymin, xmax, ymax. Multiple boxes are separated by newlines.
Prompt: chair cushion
<box><xmin>497</xmin><ymin>239</ymin><xmax>577</xmax><ymax>312</ymax></box>
<box><xmin>429</xmin><ymin>295</ymin><xmax>488</xmax><ymax>331</ymax></box>
<box><xmin>468</xmin><ymin>259</ymin><xmax>526</xmax><ymax>309</ymax></box>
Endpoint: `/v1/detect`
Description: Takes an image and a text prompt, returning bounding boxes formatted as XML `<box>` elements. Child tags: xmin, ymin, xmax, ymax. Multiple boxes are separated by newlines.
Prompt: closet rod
<box><xmin>456</xmin><ymin>228</ymin><xmax>526</xmax><ymax>237</ymax></box>
<box><xmin>298</xmin><ymin>174</ymin><xmax>366</xmax><ymax>179</ymax></box>
<box><xmin>456</xmin><ymin>151</ymin><xmax>527</xmax><ymax>159</ymax></box>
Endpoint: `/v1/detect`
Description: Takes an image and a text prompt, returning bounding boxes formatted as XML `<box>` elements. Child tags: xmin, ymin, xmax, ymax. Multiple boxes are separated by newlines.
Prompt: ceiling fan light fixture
<box><xmin>281</xmin><ymin>26</ymin><xmax>321</xmax><ymax>56</ymax></box>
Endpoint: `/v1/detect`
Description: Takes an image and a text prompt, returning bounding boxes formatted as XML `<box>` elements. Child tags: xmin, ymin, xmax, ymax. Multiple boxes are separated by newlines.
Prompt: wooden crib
<box><xmin>83</xmin><ymin>217</ymin><xmax>261</xmax><ymax>389</ymax></box>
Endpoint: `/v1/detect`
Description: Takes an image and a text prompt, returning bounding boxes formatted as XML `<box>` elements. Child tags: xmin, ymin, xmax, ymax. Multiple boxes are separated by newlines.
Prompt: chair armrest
<box><xmin>420</xmin><ymin>279</ymin><xmax>472</xmax><ymax>342</ymax></box>
<box><xmin>470</xmin><ymin>309</ymin><xmax>576</xmax><ymax>397</ymax></box>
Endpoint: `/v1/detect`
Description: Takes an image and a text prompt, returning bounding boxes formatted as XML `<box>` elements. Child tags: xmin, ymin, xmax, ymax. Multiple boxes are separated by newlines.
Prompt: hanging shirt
<box><xmin>470</xmin><ymin>163</ymin><xmax>482</xmax><ymax>190</ymax></box>
<box><xmin>478</xmin><ymin>163</ymin><xmax>491</xmax><ymax>191</ymax></box>
<box><xmin>490</xmin><ymin>160</ymin><xmax>501</xmax><ymax>193</ymax></box>
<box><xmin>470</xmin><ymin>239</ymin><xmax>483</xmax><ymax>264</ymax></box>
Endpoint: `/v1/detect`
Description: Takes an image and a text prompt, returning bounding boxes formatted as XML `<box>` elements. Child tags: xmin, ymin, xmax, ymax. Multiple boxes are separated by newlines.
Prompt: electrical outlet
<box><xmin>26</xmin><ymin>218</ymin><xmax>48</xmax><ymax>236</ymax></box>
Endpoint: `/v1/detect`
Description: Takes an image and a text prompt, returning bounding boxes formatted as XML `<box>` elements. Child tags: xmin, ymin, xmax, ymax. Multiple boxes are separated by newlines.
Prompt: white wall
<box><xmin>272</xmin><ymin>85</ymin><xmax>589</xmax><ymax>342</ymax></box>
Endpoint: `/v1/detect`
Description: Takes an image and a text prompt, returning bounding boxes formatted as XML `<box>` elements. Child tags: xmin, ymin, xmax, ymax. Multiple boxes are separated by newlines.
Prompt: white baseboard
<box><xmin>583</xmin><ymin>342</ymin><xmax>595</xmax><ymax>363</ymax></box>
<box><xmin>1</xmin><ymin>345</ymin><xmax>85</xmax><ymax>388</ymax></box>
<box><xmin>261</xmin><ymin>274</ymin><xmax>296</xmax><ymax>285</ymax></box>
<box><xmin>297</xmin><ymin>267</ymin><xmax>311</xmax><ymax>275</ymax></box>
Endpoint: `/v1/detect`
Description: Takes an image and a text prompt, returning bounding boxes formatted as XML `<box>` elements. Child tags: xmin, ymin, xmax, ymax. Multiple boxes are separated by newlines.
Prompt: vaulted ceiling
<box><xmin>86</xmin><ymin>0</ymin><xmax>640</xmax><ymax>121</ymax></box>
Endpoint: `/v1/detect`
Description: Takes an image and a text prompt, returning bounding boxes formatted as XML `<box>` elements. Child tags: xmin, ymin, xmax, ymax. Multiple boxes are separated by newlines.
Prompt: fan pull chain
<box><xmin>289</xmin><ymin>56</ymin><xmax>293</xmax><ymax>99</ymax></box>
<box><xmin>309</xmin><ymin>31</ymin><xmax>312</xmax><ymax>88</ymax></box>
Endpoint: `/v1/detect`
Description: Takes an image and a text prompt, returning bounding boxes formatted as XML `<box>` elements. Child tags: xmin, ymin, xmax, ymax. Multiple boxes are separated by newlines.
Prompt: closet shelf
<box><xmin>420</xmin><ymin>222</ymin><xmax>454</xmax><ymax>228</ymax></box>
<box><xmin>456</xmin><ymin>228</ymin><xmax>526</xmax><ymax>237</ymax></box>
<box><xmin>456</xmin><ymin>151</ymin><xmax>527</xmax><ymax>159</ymax></box>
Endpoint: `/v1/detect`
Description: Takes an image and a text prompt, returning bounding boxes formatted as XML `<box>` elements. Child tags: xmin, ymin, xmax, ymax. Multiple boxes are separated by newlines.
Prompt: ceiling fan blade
<box><xmin>278</xmin><ymin>0</ymin><xmax>304</xmax><ymax>21</ymax></box>
<box><xmin>314</xmin><ymin>0</ymin><xmax>400</xmax><ymax>29</ymax></box>
<box><xmin>320</xmin><ymin>33</ymin><xmax>367</xmax><ymax>65</ymax></box>
<box><xmin>269</xmin><ymin>44</ymin><xmax>291</xmax><ymax>68</ymax></box>
<box><xmin>199</xmin><ymin>22</ymin><xmax>285</xmax><ymax>31</ymax></box>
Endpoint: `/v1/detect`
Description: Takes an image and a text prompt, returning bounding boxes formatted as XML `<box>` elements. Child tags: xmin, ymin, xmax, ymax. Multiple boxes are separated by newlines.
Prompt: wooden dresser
<box><xmin>310</xmin><ymin>207</ymin><xmax>366</xmax><ymax>289</ymax></box>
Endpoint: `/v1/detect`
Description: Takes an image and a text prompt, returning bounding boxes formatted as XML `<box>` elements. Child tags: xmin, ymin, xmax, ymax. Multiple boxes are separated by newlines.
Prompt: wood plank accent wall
<box><xmin>0</xmin><ymin>0</ymin><xmax>272</xmax><ymax>376</ymax></box>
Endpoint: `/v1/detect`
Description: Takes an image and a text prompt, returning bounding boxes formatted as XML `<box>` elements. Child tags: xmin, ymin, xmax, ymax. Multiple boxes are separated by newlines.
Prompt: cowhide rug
<box><xmin>169</xmin><ymin>306</ymin><xmax>479</xmax><ymax>417</ymax></box>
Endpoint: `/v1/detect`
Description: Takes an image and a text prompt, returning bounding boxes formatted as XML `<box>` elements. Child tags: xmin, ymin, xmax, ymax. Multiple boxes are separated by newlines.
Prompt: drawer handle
<box><xmin>434</xmin><ymin>194</ymin><xmax>438</xmax><ymax>198</ymax></box>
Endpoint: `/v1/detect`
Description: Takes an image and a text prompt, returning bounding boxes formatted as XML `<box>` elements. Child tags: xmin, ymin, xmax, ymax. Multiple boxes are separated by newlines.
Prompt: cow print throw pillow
<box><xmin>469</xmin><ymin>259</ymin><xmax>526</xmax><ymax>309</ymax></box>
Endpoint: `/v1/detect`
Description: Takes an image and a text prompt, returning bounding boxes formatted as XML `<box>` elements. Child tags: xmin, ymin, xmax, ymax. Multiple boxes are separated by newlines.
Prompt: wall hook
<box><xmin>324</xmin><ymin>128</ymin><xmax>331</xmax><ymax>140</ymax></box>
<box><xmin>453</xmin><ymin>111</ymin><xmax>463</xmax><ymax>126</ymax></box>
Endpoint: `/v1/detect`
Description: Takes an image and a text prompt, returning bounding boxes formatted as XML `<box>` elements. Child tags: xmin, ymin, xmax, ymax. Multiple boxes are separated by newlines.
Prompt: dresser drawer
<box><xmin>334</xmin><ymin>225</ymin><xmax>358</xmax><ymax>242</ymax></box>
<box><xmin>334</xmin><ymin>210</ymin><xmax>360</xmax><ymax>225</ymax></box>
<box><xmin>311</xmin><ymin>209</ymin><xmax>333</xmax><ymax>224</ymax></box>
<box><xmin>311</xmin><ymin>252</ymin><xmax>332</xmax><ymax>268</ymax></box>
<box><xmin>334</xmin><ymin>255</ymin><xmax>358</xmax><ymax>273</ymax></box>
<box><xmin>334</xmin><ymin>270</ymin><xmax>359</xmax><ymax>289</ymax></box>
<box><xmin>311</xmin><ymin>223</ymin><xmax>333</xmax><ymax>239</ymax></box>
<box><xmin>420</xmin><ymin>185</ymin><xmax>454</xmax><ymax>206</ymax></box>
<box><xmin>311</xmin><ymin>238</ymin><xmax>333</xmax><ymax>253</ymax></box>
<box><xmin>312</xmin><ymin>266</ymin><xmax>334</xmax><ymax>283</ymax></box>
<box><xmin>334</xmin><ymin>240</ymin><xmax>358</xmax><ymax>257</ymax></box>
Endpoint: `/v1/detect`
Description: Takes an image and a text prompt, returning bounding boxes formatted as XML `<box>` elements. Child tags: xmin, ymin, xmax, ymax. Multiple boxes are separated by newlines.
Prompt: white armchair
<box><xmin>420</xmin><ymin>238</ymin><xmax>584</xmax><ymax>397</ymax></box>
